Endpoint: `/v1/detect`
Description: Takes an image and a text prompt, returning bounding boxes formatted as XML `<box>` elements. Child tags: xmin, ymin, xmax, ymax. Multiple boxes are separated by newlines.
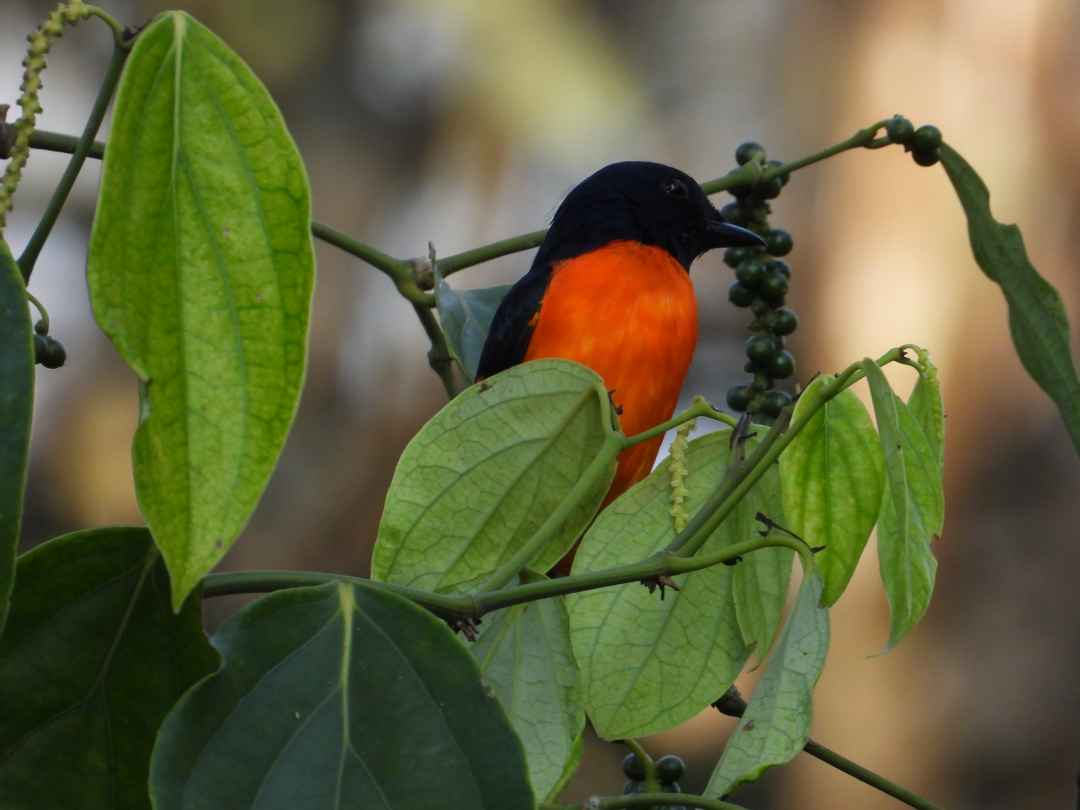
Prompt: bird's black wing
<box><xmin>475</xmin><ymin>264</ymin><xmax>553</xmax><ymax>379</ymax></box>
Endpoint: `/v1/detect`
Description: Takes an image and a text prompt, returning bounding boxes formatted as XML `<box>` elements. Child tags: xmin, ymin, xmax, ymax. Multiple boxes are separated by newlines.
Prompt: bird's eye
<box><xmin>663</xmin><ymin>178</ymin><xmax>689</xmax><ymax>198</ymax></box>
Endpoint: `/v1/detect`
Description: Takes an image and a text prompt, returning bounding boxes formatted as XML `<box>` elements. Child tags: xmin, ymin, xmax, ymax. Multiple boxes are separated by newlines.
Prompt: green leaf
<box><xmin>0</xmin><ymin>527</ymin><xmax>215</xmax><ymax>810</ymax></box>
<box><xmin>86</xmin><ymin>11</ymin><xmax>315</xmax><ymax>609</ymax></box>
<box><xmin>0</xmin><ymin>239</ymin><xmax>32</xmax><ymax>635</ymax></box>
<box><xmin>779</xmin><ymin>374</ymin><xmax>884</xmax><ymax>607</ymax></box>
<box><xmin>940</xmin><ymin>144</ymin><xmax>1080</xmax><ymax>454</ymax></box>
<box><xmin>567</xmin><ymin>431</ymin><xmax>787</xmax><ymax>740</ymax></box>
<box><xmin>907</xmin><ymin>348</ymin><xmax>945</xmax><ymax>486</ymax></box>
<box><xmin>151</xmin><ymin>581</ymin><xmax>534</xmax><ymax>810</ymax></box>
<box><xmin>434</xmin><ymin>268</ymin><xmax>511</xmax><ymax>381</ymax></box>
<box><xmin>372</xmin><ymin>358</ymin><xmax>617</xmax><ymax>592</ymax></box>
<box><xmin>862</xmin><ymin>360</ymin><xmax>941</xmax><ymax>649</ymax></box>
<box><xmin>704</xmin><ymin>571</ymin><xmax>829</xmax><ymax>799</ymax></box>
<box><xmin>731</xmin><ymin>441</ymin><xmax>793</xmax><ymax>663</ymax></box>
<box><xmin>470</xmin><ymin>586</ymin><xmax>584</xmax><ymax>803</ymax></box>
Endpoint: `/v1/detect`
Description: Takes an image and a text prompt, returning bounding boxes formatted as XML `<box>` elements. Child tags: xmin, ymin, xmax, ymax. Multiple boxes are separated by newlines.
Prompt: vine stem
<box><xmin>18</xmin><ymin>43</ymin><xmax>127</xmax><ymax>281</ymax></box>
<box><xmin>541</xmin><ymin>794</ymin><xmax>750</xmax><ymax>810</ymax></box>
<box><xmin>20</xmin><ymin>119</ymin><xmax>895</xmax><ymax>288</ymax></box>
<box><xmin>714</xmin><ymin>690</ymin><xmax>944</xmax><ymax>810</ymax></box>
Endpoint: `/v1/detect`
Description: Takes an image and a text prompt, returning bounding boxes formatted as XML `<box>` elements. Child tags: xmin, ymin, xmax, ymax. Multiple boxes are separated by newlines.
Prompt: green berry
<box><xmin>33</xmin><ymin>319</ymin><xmax>48</xmax><ymax>335</ymax></box>
<box><xmin>767</xmin><ymin>307</ymin><xmax>798</xmax><ymax>336</ymax></box>
<box><xmin>769</xmin><ymin>350</ymin><xmax>796</xmax><ymax>379</ymax></box>
<box><xmin>911</xmin><ymin>124</ymin><xmax>942</xmax><ymax>153</ymax></box>
<box><xmin>622</xmin><ymin>753</ymin><xmax>646</xmax><ymax>781</ymax></box>
<box><xmin>723</xmin><ymin>245</ymin><xmax>756</xmax><ymax>268</ymax></box>
<box><xmin>766</xmin><ymin>259</ymin><xmax>790</xmax><ymax>279</ymax></box>
<box><xmin>40</xmin><ymin>336</ymin><xmax>66</xmax><ymax>369</ymax></box>
<box><xmin>885</xmin><ymin>115</ymin><xmax>915</xmax><ymax>145</ymax></box>
<box><xmin>750</xmin><ymin>298</ymin><xmax>771</xmax><ymax>316</ymax></box>
<box><xmin>728</xmin><ymin>282</ymin><xmax>754</xmax><ymax>308</ymax></box>
<box><xmin>655</xmin><ymin>754</ymin><xmax>685</xmax><ymax>784</ymax></box>
<box><xmin>33</xmin><ymin>333</ymin><xmax>48</xmax><ymax>361</ymax></box>
<box><xmin>719</xmin><ymin>201</ymin><xmax>744</xmax><ymax>225</ymax></box>
<box><xmin>912</xmin><ymin>147</ymin><xmax>939</xmax><ymax>167</ymax></box>
<box><xmin>735</xmin><ymin>141</ymin><xmax>766</xmax><ymax>165</ymax></box>
<box><xmin>761</xmin><ymin>389</ymin><xmax>792</xmax><ymax>418</ymax></box>
<box><xmin>622</xmin><ymin>780</ymin><xmax>645</xmax><ymax>795</ymax></box>
<box><xmin>764</xmin><ymin>228</ymin><xmax>793</xmax><ymax>256</ymax></box>
<box><xmin>726</xmin><ymin>384</ymin><xmax>752</xmax><ymax>412</ymax></box>
<box><xmin>767</xmin><ymin>159</ymin><xmax>790</xmax><ymax>186</ymax></box>
<box><xmin>759</xmin><ymin>176</ymin><xmax>783</xmax><ymax>200</ymax></box>
<box><xmin>759</xmin><ymin>269</ymin><xmax>789</xmax><ymax>303</ymax></box>
<box><xmin>746</xmin><ymin>335</ymin><xmax>777</xmax><ymax>364</ymax></box>
<box><xmin>735</xmin><ymin>258</ymin><xmax>766</xmax><ymax>288</ymax></box>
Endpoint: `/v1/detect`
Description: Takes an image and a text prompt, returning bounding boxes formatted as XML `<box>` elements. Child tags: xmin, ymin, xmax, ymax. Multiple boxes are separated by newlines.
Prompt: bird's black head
<box><xmin>537</xmin><ymin>161</ymin><xmax>764</xmax><ymax>271</ymax></box>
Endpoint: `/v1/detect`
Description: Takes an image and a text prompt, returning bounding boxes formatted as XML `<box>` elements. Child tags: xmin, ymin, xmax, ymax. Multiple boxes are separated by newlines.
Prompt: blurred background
<box><xmin>4</xmin><ymin>1</ymin><xmax>1079</xmax><ymax>808</ymax></box>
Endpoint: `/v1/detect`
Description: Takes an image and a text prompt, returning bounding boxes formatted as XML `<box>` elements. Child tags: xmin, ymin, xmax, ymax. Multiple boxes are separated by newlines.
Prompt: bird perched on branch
<box><xmin>477</xmin><ymin>161</ymin><xmax>762</xmax><ymax>569</ymax></box>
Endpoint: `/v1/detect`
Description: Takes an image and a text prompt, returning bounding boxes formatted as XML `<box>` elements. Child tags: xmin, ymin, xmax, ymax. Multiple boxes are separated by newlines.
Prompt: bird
<box><xmin>476</xmin><ymin>161</ymin><xmax>763</xmax><ymax>570</ymax></box>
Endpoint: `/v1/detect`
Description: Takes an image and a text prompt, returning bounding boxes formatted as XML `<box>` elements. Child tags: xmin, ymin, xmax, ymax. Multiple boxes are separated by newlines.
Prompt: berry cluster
<box><xmin>622</xmin><ymin>752</ymin><xmax>686</xmax><ymax>806</ymax></box>
<box><xmin>33</xmin><ymin>319</ymin><xmax>65</xmax><ymax>369</ymax></box>
<box><xmin>884</xmin><ymin>115</ymin><xmax>942</xmax><ymax>167</ymax></box>
<box><xmin>721</xmin><ymin>142</ymin><xmax>798</xmax><ymax>419</ymax></box>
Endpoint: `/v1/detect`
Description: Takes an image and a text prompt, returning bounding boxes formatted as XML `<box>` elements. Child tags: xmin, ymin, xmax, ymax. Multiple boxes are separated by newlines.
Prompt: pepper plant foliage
<box><xmin>0</xmin><ymin>7</ymin><xmax>1077</xmax><ymax>810</ymax></box>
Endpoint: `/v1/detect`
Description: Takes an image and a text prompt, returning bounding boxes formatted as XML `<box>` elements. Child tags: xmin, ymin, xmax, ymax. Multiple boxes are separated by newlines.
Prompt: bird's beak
<box><xmin>704</xmin><ymin>217</ymin><xmax>765</xmax><ymax>248</ymax></box>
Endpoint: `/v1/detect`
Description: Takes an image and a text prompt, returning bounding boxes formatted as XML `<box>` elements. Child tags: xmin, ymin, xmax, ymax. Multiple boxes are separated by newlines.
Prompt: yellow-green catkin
<box><xmin>669</xmin><ymin>418</ymin><xmax>695</xmax><ymax>533</ymax></box>
<box><xmin>0</xmin><ymin>1</ymin><xmax>92</xmax><ymax>233</ymax></box>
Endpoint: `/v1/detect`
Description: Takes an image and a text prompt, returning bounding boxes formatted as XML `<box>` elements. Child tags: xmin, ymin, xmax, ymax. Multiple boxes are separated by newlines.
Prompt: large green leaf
<box><xmin>779</xmin><ymin>374</ymin><xmax>884</xmax><ymax>607</ymax></box>
<box><xmin>567</xmin><ymin>431</ymin><xmax>788</xmax><ymax>740</ymax></box>
<box><xmin>0</xmin><ymin>239</ymin><xmax>32</xmax><ymax>635</ymax></box>
<box><xmin>704</xmin><ymin>571</ymin><xmax>829</xmax><ymax>799</ymax></box>
<box><xmin>0</xmin><ymin>527</ymin><xmax>215</xmax><ymax>810</ymax></box>
<box><xmin>86</xmin><ymin>11</ymin><xmax>315</xmax><ymax>608</ymax></box>
<box><xmin>862</xmin><ymin>360</ymin><xmax>941</xmax><ymax>649</ymax></box>
<box><xmin>940</xmin><ymin>144</ymin><xmax>1080</xmax><ymax>454</ymax></box>
<box><xmin>151</xmin><ymin>581</ymin><xmax>534</xmax><ymax>810</ymax></box>
<box><xmin>470</xmin><ymin>584</ymin><xmax>584</xmax><ymax>803</ymax></box>
<box><xmin>372</xmin><ymin>359</ymin><xmax>617</xmax><ymax>592</ymax></box>
<box><xmin>434</xmin><ymin>268</ymin><xmax>511</xmax><ymax>382</ymax></box>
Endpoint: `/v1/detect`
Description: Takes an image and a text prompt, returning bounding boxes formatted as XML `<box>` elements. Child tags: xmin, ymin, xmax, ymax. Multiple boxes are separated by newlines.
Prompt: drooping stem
<box><xmin>18</xmin><ymin>43</ymin><xmax>127</xmax><ymax>281</ymax></box>
<box><xmin>803</xmin><ymin>739</ymin><xmax>945</xmax><ymax>810</ymax></box>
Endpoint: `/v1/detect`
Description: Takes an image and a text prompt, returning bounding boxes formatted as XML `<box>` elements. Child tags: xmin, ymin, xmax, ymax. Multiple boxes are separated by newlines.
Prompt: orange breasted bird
<box><xmin>477</xmin><ymin>161</ymin><xmax>764</xmax><ymax>562</ymax></box>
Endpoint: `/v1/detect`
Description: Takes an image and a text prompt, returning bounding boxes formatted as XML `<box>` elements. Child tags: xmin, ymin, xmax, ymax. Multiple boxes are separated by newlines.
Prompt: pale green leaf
<box><xmin>907</xmin><ymin>349</ymin><xmax>945</xmax><ymax>489</ymax></box>
<box><xmin>151</xmin><ymin>582</ymin><xmax>533</xmax><ymax>810</ymax></box>
<box><xmin>372</xmin><ymin>359</ymin><xmax>617</xmax><ymax>592</ymax></box>
<box><xmin>0</xmin><ymin>239</ymin><xmax>32</xmax><ymax>634</ymax></box>
<box><xmin>434</xmin><ymin>269</ymin><xmax>511</xmax><ymax>381</ymax></box>
<box><xmin>568</xmin><ymin>431</ymin><xmax>787</xmax><ymax>740</ymax></box>
<box><xmin>779</xmin><ymin>374</ymin><xmax>884</xmax><ymax>606</ymax></box>
<box><xmin>86</xmin><ymin>11</ymin><xmax>315</xmax><ymax>608</ymax></box>
<box><xmin>704</xmin><ymin>572</ymin><xmax>829</xmax><ymax>799</ymax></box>
<box><xmin>862</xmin><ymin>360</ymin><xmax>940</xmax><ymax>649</ymax></box>
<box><xmin>471</xmin><ymin>587</ymin><xmax>584</xmax><ymax>803</ymax></box>
<box><xmin>941</xmin><ymin>144</ymin><xmax>1080</xmax><ymax>454</ymax></box>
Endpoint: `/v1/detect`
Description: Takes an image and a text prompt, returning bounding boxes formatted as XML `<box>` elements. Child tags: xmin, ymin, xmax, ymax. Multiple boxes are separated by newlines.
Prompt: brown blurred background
<box><xmin>4</xmin><ymin>1</ymin><xmax>1079</xmax><ymax>808</ymax></box>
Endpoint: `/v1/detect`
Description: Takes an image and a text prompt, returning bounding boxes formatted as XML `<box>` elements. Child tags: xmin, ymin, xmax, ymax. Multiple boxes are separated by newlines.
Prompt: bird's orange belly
<box><xmin>523</xmin><ymin>241</ymin><xmax>698</xmax><ymax>505</ymax></box>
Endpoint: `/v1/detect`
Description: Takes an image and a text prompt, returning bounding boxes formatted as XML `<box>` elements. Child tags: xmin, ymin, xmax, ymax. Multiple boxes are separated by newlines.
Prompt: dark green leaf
<box><xmin>471</xmin><ymin>586</ymin><xmax>584</xmax><ymax>802</ymax></box>
<box><xmin>862</xmin><ymin>360</ymin><xmax>940</xmax><ymax>649</ymax></box>
<box><xmin>940</xmin><ymin>144</ymin><xmax>1080</xmax><ymax>454</ymax></box>
<box><xmin>0</xmin><ymin>239</ymin><xmax>32</xmax><ymax>635</ymax></box>
<box><xmin>704</xmin><ymin>572</ymin><xmax>829</xmax><ymax>799</ymax></box>
<box><xmin>434</xmin><ymin>269</ymin><xmax>511</xmax><ymax>381</ymax></box>
<box><xmin>0</xmin><ymin>527</ymin><xmax>215</xmax><ymax>810</ymax></box>
<box><xmin>151</xmin><ymin>582</ymin><xmax>533</xmax><ymax>810</ymax></box>
<box><xmin>779</xmin><ymin>374</ymin><xmax>884</xmax><ymax>606</ymax></box>
<box><xmin>372</xmin><ymin>359</ymin><xmax>617</xmax><ymax>592</ymax></box>
<box><xmin>567</xmin><ymin>431</ymin><xmax>788</xmax><ymax>739</ymax></box>
<box><xmin>86</xmin><ymin>11</ymin><xmax>316</xmax><ymax>608</ymax></box>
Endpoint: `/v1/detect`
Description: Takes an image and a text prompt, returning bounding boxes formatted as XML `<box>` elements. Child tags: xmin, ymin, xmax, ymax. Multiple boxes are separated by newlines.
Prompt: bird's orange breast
<box><xmin>524</xmin><ymin>240</ymin><xmax>698</xmax><ymax>504</ymax></box>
